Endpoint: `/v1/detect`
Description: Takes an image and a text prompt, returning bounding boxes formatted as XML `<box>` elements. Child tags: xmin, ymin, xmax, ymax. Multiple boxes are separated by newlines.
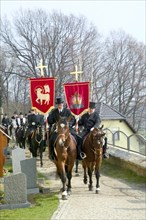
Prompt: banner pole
<box><xmin>70</xmin><ymin>65</ymin><xmax>83</xmax><ymax>134</ymax></box>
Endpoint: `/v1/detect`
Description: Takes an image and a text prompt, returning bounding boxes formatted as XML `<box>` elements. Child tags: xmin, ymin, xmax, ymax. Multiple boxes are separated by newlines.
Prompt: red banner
<box><xmin>30</xmin><ymin>77</ymin><xmax>56</xmax><ymax>114</ymax></box>
<box><xmin>64</xmin><ymin>82</ymin><xmax>90</xmax><ymax>116</ymax></box>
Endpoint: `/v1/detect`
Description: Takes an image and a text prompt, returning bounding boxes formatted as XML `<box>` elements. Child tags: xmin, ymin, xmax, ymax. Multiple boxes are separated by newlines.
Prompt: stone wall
<box><xmin>109</xmin><ymin>146</ymin><xmax>146</xmax><ymax>177</ymax></box>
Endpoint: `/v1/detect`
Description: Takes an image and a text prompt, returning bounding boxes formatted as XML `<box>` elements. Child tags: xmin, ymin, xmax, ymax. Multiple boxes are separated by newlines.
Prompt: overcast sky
<box><xmin>1</xmin><ymin>0</ymin><xmax>145</xmax><ymax>43</ymax></box>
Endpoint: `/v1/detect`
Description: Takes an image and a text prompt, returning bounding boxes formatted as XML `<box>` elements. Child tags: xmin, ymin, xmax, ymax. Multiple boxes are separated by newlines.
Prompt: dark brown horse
<box><xmin>52</xmin><ymin>117</ymin><xmax>77</xmax><ymax>200</ymax></box>
<box><xmin>82</xmin><ymin>126</ymin><xmax>105</xmax><ymax>193</ymax></box>
<box><xmin>29</xmin><ymin>125</ymin><xmax>45</xmax><ymax>167</ymax></box>
<box><xmin>16</xmin><ymin>125</ymin><xmax>26</xmax><ymax>149</ymax></box>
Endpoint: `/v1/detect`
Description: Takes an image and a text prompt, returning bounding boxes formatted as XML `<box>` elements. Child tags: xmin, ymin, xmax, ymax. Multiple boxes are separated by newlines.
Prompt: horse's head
<box><xmin>90</xmin><ymin>127</ymin><xmax>105</xmax><ymax>149</ymax></box>
<box><xmin>57</xmin><ymin>117</ymin><xmax>70</xmax><ymax>147</ymax></box>
<box><xmin>35</xmin><ymin>125</ymin><xmax>45</xmax><ymax>144</ymax></box>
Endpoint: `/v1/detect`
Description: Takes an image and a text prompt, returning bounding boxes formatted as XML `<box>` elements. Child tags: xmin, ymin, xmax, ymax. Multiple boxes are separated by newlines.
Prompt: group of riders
<box><xmin>1</xmin><ymin>97</ymin><xmax>109</xmax><ymax>160</ymax></box>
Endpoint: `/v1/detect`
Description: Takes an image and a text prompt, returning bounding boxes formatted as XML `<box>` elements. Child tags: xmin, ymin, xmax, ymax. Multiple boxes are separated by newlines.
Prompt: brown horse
<box><xmin>82</xmin><ymin>126</ymin><xmax>105</xmax><ymax>193</ymax></box>
<box><xmin>52</xmin><ymin>117</ymin><xmax>77</xmax><ymax>200</ymax></box>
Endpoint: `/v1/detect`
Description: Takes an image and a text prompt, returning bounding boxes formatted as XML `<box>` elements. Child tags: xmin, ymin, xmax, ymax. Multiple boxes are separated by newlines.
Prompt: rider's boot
<box><xmin>49</xmin><ymin>132</ymin><xmax>58</xmax><ymax>160</ymax></box>
<box><xmin>77</xmin><ymin>137</ymin><xmax>86</xmax><ymax>160</ymax></box>
<box><xmin>49</xmin><ymin>146</ymin><xmax>54</xmax><ymax>160</ymax></box>
<box><xmin>103</xmin><ymin>137</ymin><xmax>109</xmax><ymax>159</ymax></box>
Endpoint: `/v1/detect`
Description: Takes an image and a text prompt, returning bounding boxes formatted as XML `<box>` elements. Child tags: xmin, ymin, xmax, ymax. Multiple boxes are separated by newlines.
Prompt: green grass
<box><xmin>0</xmin><ymin>193</ymin><xmax>59</xmax><ymax>220</ymax></box>
<box><xmin>1</xmin><ymin>156</ymin><xmax>145</xmax><ymax>219</ymax></box>
<box><xmin>1</xmin><ymin>160</ymin><xmax>59</xmax><ymax>220</ymax></box>
<box><xmin>3</xmin><ymin>159</ymin><xmax>13</xmax><ymax>173</ymax></box>
<box><xmin>101</xmin><ymin>159</ymin><xmax>146</xmax><ymax>184</ymax></box>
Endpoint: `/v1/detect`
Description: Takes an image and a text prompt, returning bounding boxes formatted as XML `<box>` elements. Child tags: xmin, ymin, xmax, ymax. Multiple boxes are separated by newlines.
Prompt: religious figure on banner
<box><xmin>35</xmin><ymin>85</ymin><xmax>50</xmax><ymax>105</ymax></box>
<box><xmin>30</xmin><ymin>77</ymin><xmax>55</xmax><ymax>114</ymax></box>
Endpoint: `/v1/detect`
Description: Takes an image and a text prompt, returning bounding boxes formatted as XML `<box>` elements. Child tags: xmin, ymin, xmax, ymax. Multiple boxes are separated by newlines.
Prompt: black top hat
<box><xmin>89</xmin><ymin>102</ymin><xmax>96</xmax><ymax>109</ymax></box>
<box><xmin>55</xmin><ymin>97</ymin><xmax>64</xmax><ymax>104</ymax></box>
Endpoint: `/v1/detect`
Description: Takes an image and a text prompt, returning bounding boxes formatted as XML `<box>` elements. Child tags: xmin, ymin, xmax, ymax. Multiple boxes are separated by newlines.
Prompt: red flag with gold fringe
<box><xmin>64</xmin><ymin>82</ymin><xmax>90</xmax><ymax>116</ymax></box>
<box><xmin>29</xmin><ymin>77</ymin><xmax>56</xmax><ymax>114</ymax></box>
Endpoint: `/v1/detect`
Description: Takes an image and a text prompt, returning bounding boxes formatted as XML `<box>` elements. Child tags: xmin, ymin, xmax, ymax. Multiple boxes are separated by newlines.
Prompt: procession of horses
<box><xmin>1</xmin><ymin>111</ymin><xmax>106</xmax><ymax>200</ymax></box>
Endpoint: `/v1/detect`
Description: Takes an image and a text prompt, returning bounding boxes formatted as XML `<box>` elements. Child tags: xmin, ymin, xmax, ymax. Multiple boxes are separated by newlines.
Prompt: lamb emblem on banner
<box><xmin>35</xmin><ymin>85</ymin><xmax>50</xmax><ymax>105</ymax></box>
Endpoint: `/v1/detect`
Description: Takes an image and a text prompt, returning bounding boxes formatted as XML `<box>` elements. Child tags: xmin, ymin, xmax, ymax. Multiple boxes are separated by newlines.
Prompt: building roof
<box><xmin>96</xmin><ymin>102</ymin><xmax>136</xmax><ymax>133</ymax></box>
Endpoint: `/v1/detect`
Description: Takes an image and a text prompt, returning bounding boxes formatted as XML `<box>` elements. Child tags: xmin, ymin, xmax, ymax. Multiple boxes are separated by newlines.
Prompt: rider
<box><xmin>27</xmin><ymin>108</ymin><xmax>38</xmax><ymax>152</ymax></box>
<box><xmin>2</xmin><ymin>113</ymin><xmax>10</xmax><ymax>135</ymax></box>
<box><xmin>47</xmin><ymin>97</ymin><xmax>86</xmax><ymax>160</ymax></box>
<box><xmin>78</xmin><ymin>101</ymin><xmax>109</xmax><ymax>159</ymax></box>
<box><xmin>10</xmin><ymin>111</ymin><xmax>18</xmax><ymax>146</ymax></box>
<box><xmin>16</xmin><ymin>112</ymin><xmax>27</xmax><ymax>131</ymax></box>
<box><xmin>18</xmin><ymin>112</ymin><xmax>27</xmax><ymax>126</ymax></box>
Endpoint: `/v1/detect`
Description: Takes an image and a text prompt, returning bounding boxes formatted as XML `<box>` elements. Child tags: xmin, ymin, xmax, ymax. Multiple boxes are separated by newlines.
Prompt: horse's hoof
<box><xmin>62</xmin><ymin>190</ymin><xmax>68</xmax><ymax>200</ymax></box>
<box><xmin>62</xmin><ymin>195</ymin><xmax>68</xmax><ymax>200</ymax></box>
<box><xmin>67</xmin><ymin>191</ymin><xmax>71</xmax><ymax>196</ymax></box>
<box><xmin>96</xmin><ymin>188</ymin><xmax>100</xmax><ymax>194</ymax></box>
<box><xmin>88</xmin><ymin>185</ymin><xmax>93</xmax><ymax>191</ymax></box>
<box><xmin>84</xmin><ymin>180</ymin><xmax>87</xmax><ymax>184</ymax></box>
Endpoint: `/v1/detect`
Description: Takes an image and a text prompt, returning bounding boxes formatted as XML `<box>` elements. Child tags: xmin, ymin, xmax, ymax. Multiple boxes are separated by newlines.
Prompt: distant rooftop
<box><xmin>96</xmin><ymin>102</ymin><xmax>136</xmax><ymax>133</ymax></box>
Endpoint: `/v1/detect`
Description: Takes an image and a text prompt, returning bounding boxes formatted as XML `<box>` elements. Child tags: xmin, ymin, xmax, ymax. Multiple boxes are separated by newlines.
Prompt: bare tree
<box><xmin>96</xmin><ymin>31</ymin><xmax>146</xmax><ymax>131</ymax></box>
<box><xmin>1</xmin><ymin>11</ymin><xmax>145</xmax><ymax>132</ymax></box>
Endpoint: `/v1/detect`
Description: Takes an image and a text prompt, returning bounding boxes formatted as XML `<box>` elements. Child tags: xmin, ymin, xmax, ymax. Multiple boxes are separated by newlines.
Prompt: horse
<box><xmin>82</xmin><ymin>126</ymin><xmax>105</xmax><ymax>194</ymax></box>
<box><xmin>15</xmin><ymin>125</ymin><xmax>26</xmax><ymax>149</ymax></box>
<box><xmin>50</xmin><ymin>117</ymin><xmax>77</xmax><ymax>200</ymax></box>
<box><xmin>29</xmin><ymin>125</ymin><xmax>45</xmax><ymax>167</ymax></box>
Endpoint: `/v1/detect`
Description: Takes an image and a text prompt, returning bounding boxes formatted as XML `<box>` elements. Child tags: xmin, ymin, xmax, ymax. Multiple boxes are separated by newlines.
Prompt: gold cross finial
<box><xmin>70</xmin><ymin>65</ymin><xmax>83</xmax><ymax>81</ymax></box>
<box><xmin>36</xmin><ymin>59</ymin><xmax>47</xmax><ymax>77</ymax></box>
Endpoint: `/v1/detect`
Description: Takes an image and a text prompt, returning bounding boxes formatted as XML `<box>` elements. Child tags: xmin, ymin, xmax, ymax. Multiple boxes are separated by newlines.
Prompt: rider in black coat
<box><xmin>47</xmin><ymin>97</ymin><xmax>86</xmax><ymax>160</ymax></box>
<box><xmin>2</xmin><ymin>113</ymin><xmax>10</xmax><ymax>135</ymax></box>
<box><xmin>27</xmin><ymin>108</ymin><xmax>38</xmax><ymax>151</ymax></box>
<box><xmin>78</xmin><ymin>102</ymin><xmax>101</xmax><ymax>138</ymax></box>
<box><xmin>78</xmin><ymin>101</ymin><xmax>109</xmax><ymax>158</ymax></box>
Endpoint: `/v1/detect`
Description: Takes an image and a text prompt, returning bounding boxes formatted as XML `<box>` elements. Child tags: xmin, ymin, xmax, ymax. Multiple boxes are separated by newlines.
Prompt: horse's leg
<box><xmin>88</xmin><ymin>165</ymin><xmax>93</xmax><ymax>191</ymax></box>
<box><xmin>22</xmin><ymin>138</ymin><xmax>25</xmax><ymax>149</ymax></box>
<box><xmin>82</xmin><ymin>160</ymin><xmax>88</xmax><ymax>184</ymax></box>
<box><xmin>66</xmin><ymin>164</ymin><xmax>74</xmax><ymax>194</ymax></box>
<box><xmin>59</xmin><ymin>162</ymin><xmax>67</xmax><ymax>200</ymax></box>
<box><xmin>39</xmin><ymin>144</ymin><xmax>43</xmax><ymax>167</ymax></box>
<box><xmin>95</xmin><ymin>169</ymin><xmax>100</xmax><ymax>194</ymax></box>
<box><xmin>95</xmin><ymin>156</ymin><xmax>102</xmax><ymax>194</ymax></box>
<box><xmin>75</xmin><ymin>159</ymin><xmax>79</xmax><ymax>176</ymax></box>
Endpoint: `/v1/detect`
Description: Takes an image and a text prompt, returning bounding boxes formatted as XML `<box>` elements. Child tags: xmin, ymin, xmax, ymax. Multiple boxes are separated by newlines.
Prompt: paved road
<box><xmin>37</xmin><ymin>152</ymin><xmax>146</xmax><ymax>220</ymax></box>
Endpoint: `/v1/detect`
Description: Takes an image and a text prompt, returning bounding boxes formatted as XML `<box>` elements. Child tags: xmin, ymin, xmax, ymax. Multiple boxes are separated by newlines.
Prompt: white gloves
<box><xmin>75</xmin><ymin>115</ymin><xmax>80</xmax><ymax>122</ymax></box>
<box><xmin>90</xmin><ymin>127</ymin><xmax>94</xmax><ymax>131</ymax></box>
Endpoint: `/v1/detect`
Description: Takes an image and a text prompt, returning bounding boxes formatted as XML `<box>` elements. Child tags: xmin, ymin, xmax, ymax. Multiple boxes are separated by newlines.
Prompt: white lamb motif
<box><xmin>36</xmin><ymin>88</ymin><xmax>50</xmax><ymax>105</ymax></box>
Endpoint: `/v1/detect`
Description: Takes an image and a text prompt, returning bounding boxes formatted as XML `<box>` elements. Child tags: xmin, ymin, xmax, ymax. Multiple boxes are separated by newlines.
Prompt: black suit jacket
<box><xmin>47</xmin><ymin>108</ymin><xmax>75</xmax><ymax>126</ymax></box>
<box><xmin>78</xmin><ymin>111</ymin><xmax>101</xmax><ymax>131</ymax></box>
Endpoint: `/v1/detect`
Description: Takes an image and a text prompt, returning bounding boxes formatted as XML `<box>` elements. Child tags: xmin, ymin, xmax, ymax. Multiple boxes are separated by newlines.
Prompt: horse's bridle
<box><xmin>90</xmin><ymin>130</ymin><xmax>104</xmax><ymax>157</ymax></box>
<box><xmin>57</xmin><ymin>132</ymin><xmax>70</xmax><ymax>149</ymax></box>
<box><xmin>34</xmin><ymin>126</ymin><xmax>44</xmax><ymax>145</ymax></box>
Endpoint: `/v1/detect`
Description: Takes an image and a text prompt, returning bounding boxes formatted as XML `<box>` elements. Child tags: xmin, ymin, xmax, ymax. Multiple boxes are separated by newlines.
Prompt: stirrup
<box><xmin>80</xmin><ymin>152</ymin><xmax>86</xmax><ymax>159</ymax></box>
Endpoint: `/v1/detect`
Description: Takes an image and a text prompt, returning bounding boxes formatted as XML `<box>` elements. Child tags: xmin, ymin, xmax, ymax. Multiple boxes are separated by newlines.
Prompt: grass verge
<box><xmin>101</xmin><ymin>159</ymin><xmax>146</xmax><ymax>184</ymax></box>
<box><xmin>0</xmin><ymin>193</ymin><xmax>59</xmax><ymax>220</ymax></box>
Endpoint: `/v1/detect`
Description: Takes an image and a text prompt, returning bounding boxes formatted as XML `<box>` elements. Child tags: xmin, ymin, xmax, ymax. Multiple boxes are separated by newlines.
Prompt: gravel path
<box><xmin>36</xmin><ymin>151</ymin><xmax>146</xmax><ymax>220</ymax></box>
